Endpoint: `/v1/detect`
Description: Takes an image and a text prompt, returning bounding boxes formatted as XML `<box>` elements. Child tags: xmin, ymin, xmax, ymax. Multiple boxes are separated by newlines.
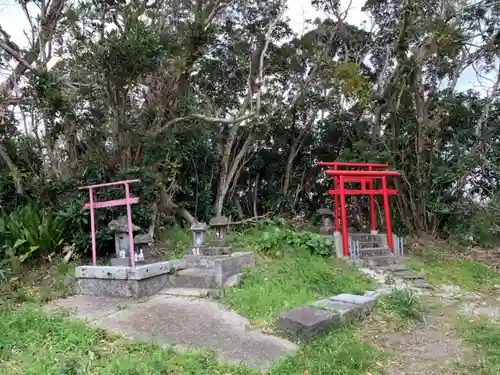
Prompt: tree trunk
<box><xmin>214</xmin><ymin>129</ymin><xmax>254</xmax><ymax>216</ymax></box>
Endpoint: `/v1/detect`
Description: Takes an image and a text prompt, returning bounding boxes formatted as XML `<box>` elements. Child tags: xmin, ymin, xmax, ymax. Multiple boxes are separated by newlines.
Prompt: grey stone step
<box><xmin>364</xmin><ymin>255</ymin><xmax>396</xmax><ymax>267</ymax></box>
<box><xmin>167</xmin><ymin>268</ymin><xmax>218</xmax><ymax>289</ymax></box>
<box><xmin>397</xmin><ymin>271</ymin><xmax>424</xmax><ymax>281</ymax></box>
<box><xmin>357</xmin><ymin>242</ymin><xmax>383</xmax><ymax>249</ymax></box>
<box><xmin>358</xmin><ymin>247</ymin><xmax>392</xmax><ymax>257</ymax></box>
<box><xmin>378</xmin><ymin>264</ymin><xmax>408</xmax><ymax>272</ymax></box>
<box><xmin>411</xmin><ymin>281</ymin><xmax>434</xmax><ymax>290</ymax></box>
<box><xmin>348</xmin><ymin>234</ymin><xmax>381</xmax><ymax>242</ymax></box>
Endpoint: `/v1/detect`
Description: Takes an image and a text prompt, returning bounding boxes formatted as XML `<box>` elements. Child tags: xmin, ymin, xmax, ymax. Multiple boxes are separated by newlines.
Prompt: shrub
<box><xmin>0</xmin><ymin>204</ymin><xmax>70</xmax><ymax>264</ymax></box>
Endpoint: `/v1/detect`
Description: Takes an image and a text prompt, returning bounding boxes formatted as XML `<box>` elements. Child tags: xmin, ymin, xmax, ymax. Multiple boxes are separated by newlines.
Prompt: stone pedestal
<box><xmin>319</xmin><ymin>225</ymin><xmax>334</xmax><ymax>236</ymax></box>
<box><xmin>333</xmin><ymin>232</ymin><xmax>344</xmax><ymax>258</ymax></box>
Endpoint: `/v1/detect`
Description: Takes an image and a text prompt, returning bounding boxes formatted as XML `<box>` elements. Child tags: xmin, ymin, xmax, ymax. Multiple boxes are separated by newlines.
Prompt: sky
<box><xmin>0</xmin><ymin>0</ymin><xmax>490</xmax><ymax>93</ymax></box>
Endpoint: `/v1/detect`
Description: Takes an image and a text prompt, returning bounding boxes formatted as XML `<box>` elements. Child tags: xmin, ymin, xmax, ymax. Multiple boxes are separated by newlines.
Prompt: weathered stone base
<box><xmin>172</xmin><ymin>252</ymin><xmax>254</xmax><ymax>288</ymax></box>
<box><xmin>319</xmin><ymin>227</ymin><xmax>334</xmax><ymax>236</ymax></box>
<box><xmin>75</xmin><ymin>260</ymin><xmax>185</xmax><ymax>299</ymax></box>
<box><xmin>76</xmin><ymin>273</ymin><xmax>169</xmax><ymax>299</ymax></box>
<box><xmin>75</xmin><ymin>252</ymin><xmax>255</xmax><ymax>299</ymax></box>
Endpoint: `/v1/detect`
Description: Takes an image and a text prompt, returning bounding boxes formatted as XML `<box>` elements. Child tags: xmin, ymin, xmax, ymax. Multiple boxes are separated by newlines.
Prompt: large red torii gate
<box><xmin>317</xmin><ymin>162</ymin><xmax>400</xmax><ymax>257</ymax></box>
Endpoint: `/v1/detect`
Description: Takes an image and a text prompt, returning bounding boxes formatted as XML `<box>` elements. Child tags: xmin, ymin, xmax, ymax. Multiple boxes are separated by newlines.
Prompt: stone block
<box><xmin>366</xmin><ymin>255</ymin><xmax>396</xmax><ymax>267</ymax></box>
<box><xmin>76</xmin><ymin>273</ymin><xmax>169</xmax><ymax>299</ymax></box>
<box><xmin>313</xmin><ymin>298</ymin><xmax>363</xmax><ymax>320</ymax></box>
<box><xmin>330</xmin><ymin>293</ymin><xmax>377</xmax><ymax>310</ymax></box>
<box><xmin>167</xmin><ymin>268</ymin><xmax>218</xmax><ymax>289</ymax></box>
<box><xmin>397</xmin><ymin>271</ymin><xmax>424</xmax><ymax>281</ymax></box>
<box><xmin>319</xmin><ymin>227</ymin><xmax>334</xmax><ymax>235</ymax></box>
<box><xmin>184</xmin><ymin>255</ymin><xmax>219</xmax><ymax>269</ymax></box>
<box><xmin>214</xmin><ymin>252</ymin><xmax>254</xmax><ymax>274</ymax></box>
<box><xmin>276</xmin><ymin>307</ymin><xmax>338</xmax><ymax>338</ymax></box>
<box><xmin>202</xmin><ymin>246</ymin><xmax>232</xmax><ymax>255</ymax></box>
<box><xmin>412</xmin><ymin>281</ymin><xmax>434</xmax><ymax>290</ymax></box>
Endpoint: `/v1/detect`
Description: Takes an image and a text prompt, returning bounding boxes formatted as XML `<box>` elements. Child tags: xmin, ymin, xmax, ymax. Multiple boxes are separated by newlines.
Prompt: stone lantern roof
<box><xmin>108</xmin><ymin>216</ymin><xmax>140</xmax><ymax>233</ymax></box>
<box><xmin>209</xmin><ymin>216</ymin><xmax>229</xmax><ymax>228</ymax></box>
<box><xmin>317</xmin><ymin>208</ymin><xmax>333</xmax><ymax>216</ymax></box>
<box><xmin>190</xmin><ymin>222</ymin><xmax>208</xmax><ymax>231</ymax></box>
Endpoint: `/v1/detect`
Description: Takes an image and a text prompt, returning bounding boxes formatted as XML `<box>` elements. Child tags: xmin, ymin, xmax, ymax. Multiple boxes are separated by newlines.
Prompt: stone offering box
<box><xmin>75</xmin><ymin>252</ymin><xmax>254</xmax><ymax>299</ymax></box>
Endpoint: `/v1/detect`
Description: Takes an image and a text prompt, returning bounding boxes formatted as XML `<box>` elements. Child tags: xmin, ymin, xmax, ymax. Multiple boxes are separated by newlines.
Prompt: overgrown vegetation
<box><xmin>219</xmin><ymin>225</ymin><xmax>374</xmax><ymax>326</ymax></box>
<box><xmin>0</xmin><ymin>0</ymin><xmax>499</xmax><ymax>272</ymax></box>
<box><xmin>405</xmin><ymin>244</ymin><xmax>500</xmax><ymax>291</ymax></box>
<box><xmin>377</xmin><ymin>289</ymin><xmax>426</xmax><ymax>323</ymax></box>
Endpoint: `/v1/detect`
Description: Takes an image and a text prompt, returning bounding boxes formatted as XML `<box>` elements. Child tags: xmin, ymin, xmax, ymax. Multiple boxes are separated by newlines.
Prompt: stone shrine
<box><xmin>109</xmin><ymin>216</ymin><xmax>141</xmax><ymax>266</ymax></box>
<box><xmin>317</xmin><ymin>207</ymin><xmax>334</xmax><ymax>235</ymax></box>
<box><xmin>207</xmin><ymin>216</ymin><xmax>232</xmax><ymax>255</ymax></box>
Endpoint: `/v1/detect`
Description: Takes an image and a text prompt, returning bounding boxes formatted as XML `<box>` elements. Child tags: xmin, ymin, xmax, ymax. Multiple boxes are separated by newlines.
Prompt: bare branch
<box><xmin>0</xmin><ymin>40</ymin><xmax>34</xmax><ymax>71</ymax></box>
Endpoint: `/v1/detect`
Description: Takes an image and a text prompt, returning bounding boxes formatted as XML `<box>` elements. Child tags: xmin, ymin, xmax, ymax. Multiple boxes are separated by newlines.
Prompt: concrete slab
<box><xmin>276</xmin><ymin>306</ymin><xmax>338</xmax><ymax>338</ymax></box>
<box><xmin>331</xmin><ymin>293</ymin><xmax>377</xmax><ymax>310</ymax></box>
<box><xmin>48</xmin><ymin>294</ymin><xmax>297</xmax><ymax>369</ymax></box>
<box><xmin>44</xmin><ymin>295</ymin><xmax>139</xmax><ymax>320</ymax></box>
<box><xmin>313</xmin><ymin>299</ymin><xmax>363</xmax><ymax>320</ymax></box>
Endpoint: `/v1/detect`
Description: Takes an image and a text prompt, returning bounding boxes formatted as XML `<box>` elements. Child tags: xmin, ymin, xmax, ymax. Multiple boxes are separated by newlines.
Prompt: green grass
<box><xmin>454</xmin><ymin>317</ymin><xmax>500</xmax><ymax>374</ymax></box>
<box><xmin>0</xmin><ymin>307</ymin><xmax>386</xmax><ymax>375</ymax></box>
<box><xmin>217</xmin><ymin>238</ymin><xmax>387</xmax><ymax>374</ymax></box>
<box><xmin>218</xmin><ymin>251</ymin><xmax>374</xmax><ymax>326</ymax></box>
<box><xmin>376</xmin><ymin>288</ymin><xmax>426</xmax><ymax>323</ymax></box>
<box><xmin>270</xmin><ymin>328</ymin><xmax>386</xmax><ymax>374</ymax></box>
<box><xmin>405</xmin><ymin>245</ymin><xmax>500</xmax><ymax>291</ymax></box>
<box><xmin>0</xmin><ymin>308</ymin><xmax>256</xmax><ymax>375</ymax></box>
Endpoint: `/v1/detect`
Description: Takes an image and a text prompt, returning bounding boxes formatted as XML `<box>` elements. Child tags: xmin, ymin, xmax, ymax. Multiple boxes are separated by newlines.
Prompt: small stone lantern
<box><xmin>108</xmin><ymin>216</ymin><xmax>140</xmax><ymax>266</ymax></box>
<box><xmin>317</xmin><ymin>208</ymin><xmax>334</xmax><ymax>235</ymax></box>
<box><xmin>209</xmin><ymin>215</ymin><xmax>228</xmax><ymax>247</ymax></box>
<box><xmin>190</xmin><ymin>222</ymin><xmax>207</xmax><ymax>255</ymax></box>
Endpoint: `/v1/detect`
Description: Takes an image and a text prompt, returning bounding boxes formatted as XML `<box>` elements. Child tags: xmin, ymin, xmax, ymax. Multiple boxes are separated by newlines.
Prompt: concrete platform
<box><xmin>45</xmin><ymin>294</ymin><xmax>298</xmax><ymax>369</ymax></box>
<box><xmin>74</xmin><ymin>252</ymin><xmax>254</xmax><ymax>298</ymax></box>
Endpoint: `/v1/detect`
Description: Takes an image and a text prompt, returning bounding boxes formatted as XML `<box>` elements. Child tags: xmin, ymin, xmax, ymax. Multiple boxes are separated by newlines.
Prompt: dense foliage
<box><xmin>1</xmin><ymin>0</ymin><xmax>500</xmax><ymax>261</ymax></box>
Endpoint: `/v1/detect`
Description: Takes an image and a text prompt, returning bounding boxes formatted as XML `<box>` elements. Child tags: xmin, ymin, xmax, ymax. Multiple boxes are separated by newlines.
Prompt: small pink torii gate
<box><xmin>79</xmin><ymin>179</ymin><xmax>140</xmax><ymax>267</ymax></box>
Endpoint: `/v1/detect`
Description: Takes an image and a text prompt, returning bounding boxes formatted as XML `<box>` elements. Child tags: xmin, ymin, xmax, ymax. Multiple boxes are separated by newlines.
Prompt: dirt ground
<box><xmin>361</xmin><ymin>296</ymin><xmax>483</xmax><ymax>375</ymax></box>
